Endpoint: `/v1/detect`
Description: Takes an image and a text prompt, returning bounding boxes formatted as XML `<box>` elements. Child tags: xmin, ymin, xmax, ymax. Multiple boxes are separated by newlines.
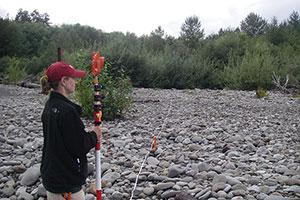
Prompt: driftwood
<box><xmin>272</xmin><ymin>71</ymin><xmax>290</xmax><ymax>93</ymax></box>
<box><xmin>134</xmin><ymin>99</ymin><xmax>160</xmax><ymax>103</ymax></box>
<box><xmin>18</xmin><ymin>81</ymin><xmax>40</xmax><ymax>88</ymax></box>
<box><xmin>18</xmin><ymin>75</ymin><xmax>40</xmax><ymax>89</ymax></box>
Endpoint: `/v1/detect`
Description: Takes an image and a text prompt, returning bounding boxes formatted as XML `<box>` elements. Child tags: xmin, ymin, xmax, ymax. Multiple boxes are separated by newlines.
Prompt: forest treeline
<box><xmin>1</xmin><ymin>9</ymin><xmax>300</xmax><ymax>90</ymax></box>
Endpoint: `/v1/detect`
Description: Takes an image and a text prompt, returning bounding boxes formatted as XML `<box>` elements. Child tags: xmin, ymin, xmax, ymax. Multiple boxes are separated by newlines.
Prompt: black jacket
<box><xmin>41</xmin><ymin>92</ymin><xmax>97</xmax><ymax>193</ymax></box>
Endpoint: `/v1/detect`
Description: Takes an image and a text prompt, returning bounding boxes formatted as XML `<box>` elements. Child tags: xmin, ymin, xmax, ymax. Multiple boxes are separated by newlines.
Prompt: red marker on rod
<box><xmin>92</xmin><ymin>52</ymin><xmax>104</xmax><ymax>200</ymax></box>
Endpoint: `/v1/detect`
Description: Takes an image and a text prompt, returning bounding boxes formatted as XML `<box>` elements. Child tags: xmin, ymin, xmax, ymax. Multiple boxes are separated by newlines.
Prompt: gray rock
<box><xmin>264</xmin><ymin>195</ymin><xmax>287</xmax><ymax>200</ymax></box>
<box><xmin>162</xmin><ymin>190</ymin><xmax>180</xmax><ymax>199</ymax></box>
<box><xmin>225</xmin><ymin>162</ymin><xmax>236</xmax><ymax>170</ymax></box>
<box><xmin>284</xmin><ymin>170</ymin><xmax>300</xmax><ymax>176</ymax></box>
<box><xmin>18</xmin><ymin>192</ymin><xmax>34</xmax><ymax>200</ymax></box>
<box><xmin>113</xmin><ymin>140</ymin><xmax>125</xmax><ymax>147</ymax></box>
<box><xmin>212</xmin><ymin>182</ymin><xmax>226</xmax><ymax>192</ymax></box>
<box><xmin>257</xmin><ymin>193</ymin><xmax>268</xmax><ymax>200</ymax></box>
<box><xmin>285</xmin><ymin>178</ymin><xmax>299</xmax><ymax>186</ymax></box>
<box><xmin>232</xmin><ymin>197</ymin><xmax>245</xmax><ymax>200</ymax></box>
<box><xmin>189</xmin><ymin>144</ymin><xmax>202</xmax><ymax>151</ymax></box>
<box><xmin>143</xmin><ymin>187</ymin><xmax>155</xmax><ymax>195</ymax></box>
<box><xmin>248</xmin><ymin>176</ymin><xmax>261</xmax><ymax>185</ymax></box>
<box><xmin>147</xmin><ymin>156</ymin><xmax>159</xmax><ymax>166</ymax></box>
<box><xmin>0</xmin><ymin>186</ymin><xmax>14</xmax><ymax>197</ymax></box>
<box><xmin>197</xmin><ymin>190</ymin><xmax>211</xmax><ymax>200</ymax></box>
<box><xmin>6</xmin><ymin>125</ymin><xmax>15</xmax><ymax>133</ymax></box>
<box><xmin>265</xmin><ymin>179</ymin><xmax>278</xmax><ymax>186</ymax></box>
<box><xmin>212</xmin><ymin>174</ymin><xmax>227</xmax><ymax>184</ymax></box>
<box><xmin>245</xmin><ymin>142</ymin><xmax>256</xmax><ymax>153</ymax></box>
<box><xmin>248</xmin><ymin>185</ymin><xmax>260</xmax><ymax>193</ymax></box>
<box><xmin>217</xmin><ymin>190</ymin><xmax>227</xmax><ymax>198</ymax></box>
<box><xmin>167</xmin><ymin>165</ymin><xmax>183</xmax><ymax>178</ymax></box>
<box><xmin>0</xmin><ymin>135</ymin><xmax>6</xmax><ymax>142</ymax></box>
<box><xmin>86</xmin><ymin>194</ymin><xmax>95</xmax><ymax>200</ymax></box>
<box><xmin>21</xmin><ymin>166</ymin><xmax>40</xmax><ymax>186</ymax></box>
<box><xmin>175</xmin><ymin>136</ymin><xmax>184</xmax><ymax>143</ymax></box>
<box><xmin>191</xmin><ymin>136</ymin><xmax>202</xmax><ymax>143</ymax></box>
<box><xmin>275</xmin><ymin>166</ymin><xmax>288</xmax><ymax>174</ymax></box>
<box><xmin>232</xmin><ymin>190</ymin><xmax>246</xmax><ymax>196</ymax></box>
<box><xmin>7</xmin><ymin>138</ymin><xmax>27</xmax><ymax>147</ymax></box>
<box><xmin>101</xmin><ymin>163</ymin><xmax>111</xmax><ymax>175</ymax></box>
<box><xmin>284</xmin><ymin>185</ymin><xmax>300</xmax><ymax>193</ymax></box>
<box><xmin>226</xmin><ymin>176</ymin><xmax>242</xmax><ymax>185</ymax></box>
<box><xmin>199</xmin><ymin>162</ymin><xmax>211</xmax><ymax>172</ymax></box>
<box><xmin>206</xmin><ymin>134</ymin><xmax>216</xmax><ymax>141</ymax></box>
<box><xmin>232</xmin><ymin>184</ymin><xmax>247</xmax><ymax>191</ymax></box>
<box><xmin>153</xmin><ymin>182</ymin><xmax>175</xmax><ymax>191</ymax></box>
<box><xmin>110</xmin><ymin>191</ymin><xmax>122</xmax><ymax>200</ymax></box>
<box><xmin>102</xmin><ymin>172</ymin><xmax>120</xmax><ymax>185</ymax></box>
<box><xmin>37</xmin><ymin>184</ymin><xmax>47</xmax><ymax>197</ymax></box>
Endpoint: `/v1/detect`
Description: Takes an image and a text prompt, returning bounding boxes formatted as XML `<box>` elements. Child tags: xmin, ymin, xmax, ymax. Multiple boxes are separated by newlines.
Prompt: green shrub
<box><xmin>183</xmin><ymin>55</ymin><xmax>221</xmax><ymax>89</ymax></box>
<box><xmin>256</xmin><ymin>86</ymin><xmax>268</xmax><ymax>98</ymax></box>
<box><xmin>73</xmin><ymin>51</ymin><xmax>133</xmax><ymax>120</ymax></box>
<box><xmin>3</xmin><ymin>57</ymin><xmax>27</xmax><ymax>84</ymax></box>
<box><xmin>221</xmin><ymin>42</ymin><xmax>278</xmax><ymax>90</ymax></box>
<box><xmin>0</xmin><ymin>56</ymin><xmax>11</xmax><ymax>74</ymax></box>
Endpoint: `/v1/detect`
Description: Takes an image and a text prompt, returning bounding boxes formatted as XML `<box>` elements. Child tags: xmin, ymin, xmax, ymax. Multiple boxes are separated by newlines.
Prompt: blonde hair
<box><xmin>40</xmin><ymin>75</ymin><xmax>60</xmax><ymax>95</ymax></box>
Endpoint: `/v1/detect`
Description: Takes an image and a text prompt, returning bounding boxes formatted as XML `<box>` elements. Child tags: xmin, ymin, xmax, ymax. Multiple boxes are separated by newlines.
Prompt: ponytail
<box><xmin>40</xmin><ymin>75</ymin><xmax>51</xmax><ymax>95</ymax></box>
<box><xmin>40</xmin><ymin>75</ymin><xmax>60</xmax><ymax>95</ymax></box>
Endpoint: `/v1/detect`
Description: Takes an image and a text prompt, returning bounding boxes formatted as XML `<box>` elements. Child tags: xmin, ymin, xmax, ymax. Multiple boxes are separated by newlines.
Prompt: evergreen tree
<box><xmin>180</xmin><ymin>15</ymin><xmax>204</xmax><ymax>49</ymax></box>
<box><xmin>288</xmin><ymin>11</ymin><xmax>300</xmax><ymax>29</ymax></box>
<box><xmin>241</xmin><ymin>12</ymin><xmax>267</xmax><ymax>37</ymax></box>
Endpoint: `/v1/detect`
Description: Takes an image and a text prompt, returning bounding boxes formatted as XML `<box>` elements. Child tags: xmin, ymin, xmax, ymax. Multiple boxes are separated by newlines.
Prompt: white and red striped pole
<box><xmin>92</xmin><ymin>52</ymin><xmax>104</xmax><ymax>200</ymax></box>
<box><xmin>95</xmin><ymin>140</ymin><xmax>102</xmax><ymax>200</ymax></box>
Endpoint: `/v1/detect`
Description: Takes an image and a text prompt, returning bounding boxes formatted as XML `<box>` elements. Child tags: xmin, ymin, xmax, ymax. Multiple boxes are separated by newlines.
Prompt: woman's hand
<box><xmin>91</xmin><ymin>125</ymin><xmax>102</xmax><ymax>142</ymax></box>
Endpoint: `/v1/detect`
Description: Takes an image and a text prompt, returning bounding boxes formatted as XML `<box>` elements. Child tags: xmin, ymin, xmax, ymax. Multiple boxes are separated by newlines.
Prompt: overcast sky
<box><xmin>1</xmin><ymin>0</ymin><xmax>299</xmax><ymax>37</ymax></box>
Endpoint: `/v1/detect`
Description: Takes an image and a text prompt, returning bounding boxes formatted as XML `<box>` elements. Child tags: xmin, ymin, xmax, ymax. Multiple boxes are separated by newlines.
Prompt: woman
<box><xmin>40</xmin><ymin>62</ymin><xmax>102</xmax><ymax>200</ymax></box>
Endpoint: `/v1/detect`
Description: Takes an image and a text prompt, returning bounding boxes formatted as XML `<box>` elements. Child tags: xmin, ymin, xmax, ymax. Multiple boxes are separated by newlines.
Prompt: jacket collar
<box><xmin>50</xmin><ymin>92</ymin><xmax>83</xmax><ymax>115</ymax></box>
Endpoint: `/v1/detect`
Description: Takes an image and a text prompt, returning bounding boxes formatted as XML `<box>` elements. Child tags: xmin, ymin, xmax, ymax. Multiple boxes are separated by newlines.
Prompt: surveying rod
<box><xmin>91</xmin><ymin>52</ymin><xmax>104</xmax><ymax>200</ymax></box>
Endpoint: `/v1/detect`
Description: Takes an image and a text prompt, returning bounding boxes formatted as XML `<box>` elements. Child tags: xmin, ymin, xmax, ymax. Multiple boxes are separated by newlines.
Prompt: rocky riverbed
<box><xmin>0</xmin><ymin>84</ymin><xmax>299</xmax><ymax>200</ymax></box>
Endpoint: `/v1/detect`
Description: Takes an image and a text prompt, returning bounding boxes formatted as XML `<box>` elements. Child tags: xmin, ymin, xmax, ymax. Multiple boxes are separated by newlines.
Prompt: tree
<box><xmin>21</xmin><ymin>22</ymin><xmax>51</xmax><ymax>57</ymax></box>
<box><xmin>146</xmin><ymin>26</ymin><xmax>166</xmax><ymax>52</ymax></box>
<box><xmin>31</xmin><ymin>9</ymin><xmax>51</xmax><ymax>26</ymax></box>
<box><xmin>180</xmin><ymin>15</ymin><xmax>204</xmax><ymax>49</ymax></box>
<box><xmin>240</xmin><ymin>12</ymin><xmax>267</xmax><ymax>37</ymax></box>
<box><xmin>288</xmin><ymin>11</ymin><xmax>300</xmax><ymax>29</ymax></box>
<box><xmin>151</xmin><ymin>26</ymin><xmax>165</xmax><ymax>38</ymax></box>
<box><xmin>0</xmin><ymin>19</ymin><xmax>29</xmax><ymax>57</ymax></box>
<box><xmin>265</xmin><ymin>17</ymin><xmax>287</xmax><ymax>45</ymax></box>
<box><xmin>15</xmin><ymin>9</ymin><xmax>31</xmax><ymax>23</ymax></box>
<box><xmin>218</xmin><ymin>27</ymin><xmax>240</xmax><ymax>37</ymax></box>
<box><xmin>15</xmin><ymin>8</ymin><xmax>50</xmax><ymax>26</ymax></box>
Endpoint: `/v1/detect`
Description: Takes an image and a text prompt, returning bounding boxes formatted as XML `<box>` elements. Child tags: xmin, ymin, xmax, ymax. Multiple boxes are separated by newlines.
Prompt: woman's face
<box><xmin>63</xmin><ymin>76</ymin><xmax>77</xmax><ymax>95</ymax></box>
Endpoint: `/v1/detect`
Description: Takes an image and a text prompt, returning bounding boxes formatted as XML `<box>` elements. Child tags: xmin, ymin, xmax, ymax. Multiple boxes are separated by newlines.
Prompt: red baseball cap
<box><xmin>45</xmin><ymin>62</ymin><xmax>86</xmax><ymax>82</ymax></box>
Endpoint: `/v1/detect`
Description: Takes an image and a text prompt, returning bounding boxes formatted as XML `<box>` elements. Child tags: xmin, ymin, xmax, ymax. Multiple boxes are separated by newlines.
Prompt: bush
<box><xmin>220</xmin><ymin>42</ymin><xmax>278</xmax><ymax>90</ymax></box>
<box><xmin>183</xmin><ymin>55</ymin><xmax>221</xmax><ymax>89</ymax></box>
<box><xmin>138</xmin><ymin>47</ymin><xmax>221</xmax><ymax>89</ymax></box>
<box><xmin>73</xmin><ymin>50</ymin><xmax>133</xmax><ymax>120</ymax></box>
<box><xmin>256</xmin><ymin>86</ymin><xmax>268</xmax><ymax>98</ymax></box>
<box><xmin>0</xmin><ymin>56</ymin><xmax>11</xmax><ymax>74</ymax></box>
<box><xmin>3</xmin><ymin>57</ymin><xmax>27</xmax><ymax>84</ymax></box>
